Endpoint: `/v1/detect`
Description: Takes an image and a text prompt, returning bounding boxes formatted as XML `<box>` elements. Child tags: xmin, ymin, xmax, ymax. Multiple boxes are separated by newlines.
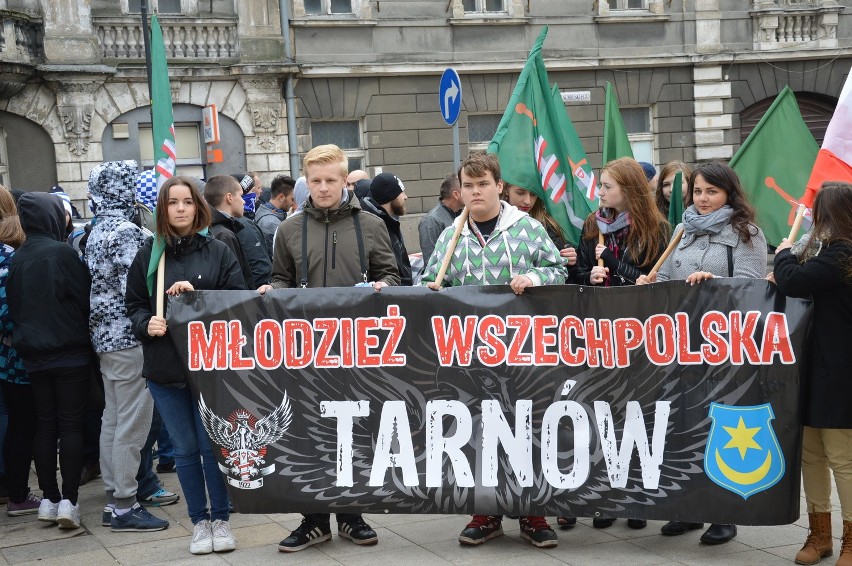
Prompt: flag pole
<box><xmin>649</xmin><ymin>227</ymin><xmax>684</xmax><ymax>279</ymax></box>
<box><xmin>434</xmin><ymin>207</ymin><xmax>469</xmax><ymax>288</ymax></box>
<box><xmin>141</xmin><ymin>0</ymin><xmax>152</xmax><ymax>104</ymax></box>
<box><xmin>155</xmin><ymin>253</ymin><xmax>165</xmax><ymax>319</ymax></box>
<box><xmin>787</xmin><ymin>204</ymin><xmax>806</xmax><ymax>242</ymax></box>
<box><xmin>597</xmin><ymin>233</ymin><xmax>604</xmax><ymax>267</ymax></box>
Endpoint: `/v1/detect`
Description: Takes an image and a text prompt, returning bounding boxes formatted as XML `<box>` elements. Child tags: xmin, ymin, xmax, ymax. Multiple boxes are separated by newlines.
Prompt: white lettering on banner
<box><xmin>320</xmin><ymin>400</ymin><xmax>370</xmax><ymax>487</ymax></box>
<box><xmin>369</xmin><ymin>401</ymin><xmax>419</xmax><ymax>486</ymax></box>
<box><xmin>481</xmin><ymin>400</ymin><xmax>533</xmax><ymax>487</ymax></box>
<box><xmin>323</xmin><ymin>397</ymin><xmax>672</xmax><ymax>491</ymax></box>
<box><xmin>595</xmin><ymin>401</ymin><xmax>671</xmax><ymax>489</ymax></box>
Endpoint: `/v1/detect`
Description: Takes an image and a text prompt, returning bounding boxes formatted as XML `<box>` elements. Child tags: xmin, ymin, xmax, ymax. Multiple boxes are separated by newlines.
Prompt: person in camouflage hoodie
<box><xmin>87</xmin><ymin>161</ymin><xmax>169</xmax><ymax>532</ymax></box>
<box><xmin>422</xmin><ymin>152</ymin><xmax>566</xmax><ymax>549</ymax></box>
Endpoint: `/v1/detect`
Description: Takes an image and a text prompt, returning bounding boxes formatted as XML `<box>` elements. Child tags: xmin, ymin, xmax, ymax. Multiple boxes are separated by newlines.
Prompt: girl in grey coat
<box><xmin>640</xmin><ymin>161</ymin><xmax>767</xmax><ymax>545</ymax></box>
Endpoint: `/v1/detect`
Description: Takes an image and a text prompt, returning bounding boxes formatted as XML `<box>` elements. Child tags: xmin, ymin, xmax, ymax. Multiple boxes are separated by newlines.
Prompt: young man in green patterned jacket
<box><xmin>421</xmin><ymin>152</ymin><xmax>567</xmax><ymax>548</ymax></box>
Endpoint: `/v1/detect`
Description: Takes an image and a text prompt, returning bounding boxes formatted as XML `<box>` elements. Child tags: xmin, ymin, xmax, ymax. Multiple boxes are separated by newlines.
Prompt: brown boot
<box><xmin>795</xmin><ymin>512</ymin><xmax>832</xmax><ymax>565</ymax></box>
<box><xmin>837</xmin><ymin>521</ymin><xmax>852</xmax><ymax>566</ymax></box>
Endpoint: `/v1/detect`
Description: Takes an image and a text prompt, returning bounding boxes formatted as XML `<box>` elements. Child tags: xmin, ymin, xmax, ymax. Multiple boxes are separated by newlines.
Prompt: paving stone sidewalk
<box><xmin>0</xmin><ymin>467</ymin><xmax>837</xmax><ymax>566</ymax></box>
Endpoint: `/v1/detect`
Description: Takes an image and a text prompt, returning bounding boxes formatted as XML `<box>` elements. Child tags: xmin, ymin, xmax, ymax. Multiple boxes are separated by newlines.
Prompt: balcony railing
<box><xmin>751</xmin><ymin>0</ymin><xmax>844</xmax><ymax>50</ymax></box>
<box><xmin>0</xmin><ymin>10</ymin><xmax>44</xmax><ymax>64</ymax></box>
<box><xmin>94</xmin><ymin>17</ymin><xmax>238</xmax><ymax>60</ymax></box>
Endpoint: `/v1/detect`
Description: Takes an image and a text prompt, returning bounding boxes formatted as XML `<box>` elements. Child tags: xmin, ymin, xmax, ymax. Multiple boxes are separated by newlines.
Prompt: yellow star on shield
<box><xmin>723</xmin><ymin>416</ymin><xmax>762</xmax><ymax>460</ymax></box>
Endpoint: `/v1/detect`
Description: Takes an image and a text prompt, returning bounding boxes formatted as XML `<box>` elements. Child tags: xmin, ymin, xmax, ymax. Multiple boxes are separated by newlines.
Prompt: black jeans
<box><xmin>1</xmin><ymin>381</ymin><xmax>36</xmax><ymax>503</ymax></box>
<box><xmin>29</xmin><ymin>364</ymin><xmax>91</xmax><ymax>505</ymax></box>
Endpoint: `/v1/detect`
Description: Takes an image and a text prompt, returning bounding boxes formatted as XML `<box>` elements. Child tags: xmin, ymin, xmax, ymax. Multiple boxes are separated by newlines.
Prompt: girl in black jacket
<box><xmin>126</xmin><ymin>176</ymin><xmax>245</xmax><ymax>556</ymax></box>
<box><xmin>773</xmin><ymin>181</ymin><xmax>852</xmax><ymax>566</ymax></box>
<box><xmin>574</xmin><ymin>158</ymin><xmax>670</xmax><ymax>287</ymax></box>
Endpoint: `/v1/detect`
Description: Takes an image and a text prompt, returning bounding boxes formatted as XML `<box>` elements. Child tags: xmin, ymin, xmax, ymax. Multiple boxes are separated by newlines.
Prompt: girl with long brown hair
<box><xmin>655</xmin><ymin>161</ymin><xmax>692</xmax><ymax>219</ymax></box>
<box><xmin>774</xmin><ymin>182</ymin><xmax>852</xmax><ymax>566</ymax></box>
<box><xmin>574</xmin><ymin>157</ymin><xmax>670</xmax><ymax>287</ymax></box>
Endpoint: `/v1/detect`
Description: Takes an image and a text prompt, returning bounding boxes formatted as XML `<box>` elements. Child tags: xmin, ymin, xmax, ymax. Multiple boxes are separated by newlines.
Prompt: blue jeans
<box><xmin>157</xmin><ymin>421</ymin><xmax>175</xmax><ymax>465</ymax></box>
<box><xmin>147</xmin><ymin>381</ymin><xmax>230</xmax><ymax>524</ymax></box>
<box><xmin>136</xmin><ymin>406</ymin><xmax>162</xmax><ymax>499</ymax></box>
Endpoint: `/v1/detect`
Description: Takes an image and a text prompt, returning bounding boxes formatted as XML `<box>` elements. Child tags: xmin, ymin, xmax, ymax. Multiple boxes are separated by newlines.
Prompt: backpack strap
<box><xmin>300</xmin><ymin>215</ymin><xmax>309</xmax><ymax>288</ymax></box>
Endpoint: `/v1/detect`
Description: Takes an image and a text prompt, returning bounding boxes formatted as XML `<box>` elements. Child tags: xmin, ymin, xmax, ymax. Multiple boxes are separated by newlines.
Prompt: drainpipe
<box><xmin>280</xmin><ymin>0</ymin><xmax>301</xmax><ymax>177</ymax></box>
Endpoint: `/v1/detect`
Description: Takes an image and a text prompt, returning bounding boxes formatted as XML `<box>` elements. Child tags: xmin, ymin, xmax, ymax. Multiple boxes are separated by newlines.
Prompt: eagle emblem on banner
<box><xmin>198</xmin><ymin>393</ymin><xmax>292</xmax><ymax>490</ymax></box>
<box><xmin>703</xmin><ymin>402</ymin><xmax>785</xmax><ymax>499</ymax></box>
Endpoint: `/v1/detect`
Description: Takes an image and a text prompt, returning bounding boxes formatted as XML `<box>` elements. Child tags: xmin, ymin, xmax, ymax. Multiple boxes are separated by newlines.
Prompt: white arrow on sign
<box><xmin>443</xmin><ymin>80</ymin><xmax>459</xmax><ymax>121</ymax></box>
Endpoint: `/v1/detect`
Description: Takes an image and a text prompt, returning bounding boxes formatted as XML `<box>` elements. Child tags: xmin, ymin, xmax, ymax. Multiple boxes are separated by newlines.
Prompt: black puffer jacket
<box><xmin>125</xmin><ymin>234</ymin><xmax>246</xmax><ymax>385</ymax></box>
<box><xmin>361</xmin><ymin>196</ymin><xmax>412</xmax><ymax>286</ymax></box>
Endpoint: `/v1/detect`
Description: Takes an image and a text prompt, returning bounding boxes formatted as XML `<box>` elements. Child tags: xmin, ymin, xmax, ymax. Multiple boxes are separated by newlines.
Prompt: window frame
<box><xmin>124</xmin><ymin>0</ymin><xmax>189</xmax><ymax>14</ymax></box>
<box><xmin>309</xmin><ymin>119</ymin><xmax>366</xmax><ymax>172</ymax></box>
<box><xmin>138</xmin><ymin>122</ymin><xmax>204</xmax><ymax>169</ymax></box>
<box><xmin>467</xmin><ymin>113</ymin><xmax>503</xmax><ymax>152</ymax></box>
<box><xmin>463</xmin><ymin>0</ymin><xmax>507</xmax><ymax>15</ymax></box>
<box><xmin>620</xmin><ymin>105</ymin><xmax>656</xmax><ymax>165</ymax></box>
<box><xmin>607</xmin><ymin>0</ymin><xmax>647</xmax><ymax>10</ymax></box>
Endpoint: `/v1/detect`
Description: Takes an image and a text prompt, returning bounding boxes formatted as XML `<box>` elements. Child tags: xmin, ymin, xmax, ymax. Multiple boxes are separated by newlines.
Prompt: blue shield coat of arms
<box><xmin>704</xmin><ymin>403</ymin><xmax>785</xmax><ymax>499</ymax></box>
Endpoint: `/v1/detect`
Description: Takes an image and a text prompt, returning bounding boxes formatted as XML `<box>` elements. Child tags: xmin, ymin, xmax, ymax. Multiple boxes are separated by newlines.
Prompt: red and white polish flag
<box><xmin>802</xmin><ymin>74</ymin><xmax>852</xmax><ymax>207</ymax></box>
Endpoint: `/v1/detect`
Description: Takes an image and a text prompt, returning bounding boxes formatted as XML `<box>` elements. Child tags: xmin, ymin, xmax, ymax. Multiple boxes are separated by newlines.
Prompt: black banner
<box><xmin>167</xmin><ymin>280</ymin><xmax>811</xmax><ymax>524</ymax></box>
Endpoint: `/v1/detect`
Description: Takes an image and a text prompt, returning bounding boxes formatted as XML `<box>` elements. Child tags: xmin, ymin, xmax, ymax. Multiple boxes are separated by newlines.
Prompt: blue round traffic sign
<box><xmin>439</xmin><ymin>68</ymin><xmax>462</xmax><ymax>126</ymax></box>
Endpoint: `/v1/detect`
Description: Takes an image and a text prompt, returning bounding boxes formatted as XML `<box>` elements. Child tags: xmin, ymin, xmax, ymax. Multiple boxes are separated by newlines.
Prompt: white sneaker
<box><xmin>56</xmin><ymin>499</ymin><xmax>81</xmax><ymax>529</ymax></box>
<box><xmin>190</xmin><ymin>519</ymin><xmax>213</xmax><ymax>555</ymax></box>
<box><xmin>37</xmin><ymin>498</ymin><xmax>59</xmax><ymax>523</ymax></box>
<box><xmin>211</xmin><ymin>519</ymin><xmax>237</xmax><ymax>552</ymax></box>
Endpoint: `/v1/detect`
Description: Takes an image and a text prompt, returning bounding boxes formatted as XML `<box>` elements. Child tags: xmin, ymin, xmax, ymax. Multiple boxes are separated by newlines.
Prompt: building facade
<box><xmin>0</xmin><ymin>0</ymin><xmax>847</xmax><ymax>246</ymax></box>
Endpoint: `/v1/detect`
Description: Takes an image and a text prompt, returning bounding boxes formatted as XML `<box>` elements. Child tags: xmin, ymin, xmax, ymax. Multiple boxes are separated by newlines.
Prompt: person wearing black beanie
<box><xmin>360</xmin><ymin>173</ymin><xmax>412</xmax><ymax>285</ymax></box>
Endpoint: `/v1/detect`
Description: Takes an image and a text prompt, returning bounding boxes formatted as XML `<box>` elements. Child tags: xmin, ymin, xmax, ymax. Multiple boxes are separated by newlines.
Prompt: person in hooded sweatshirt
<box><xmin>7</xmin><ymin>192</ymin><xmax>93</xmax><ymax>530</ymax></box>
<box><xmin>86</xmin><ymin>161</ymin><xmax>170</xmax><ymax>533</ymax></box>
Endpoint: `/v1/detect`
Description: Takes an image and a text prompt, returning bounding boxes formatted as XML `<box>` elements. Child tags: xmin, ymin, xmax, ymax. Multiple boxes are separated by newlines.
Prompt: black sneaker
<box><xmin>278</xmin><ymin>519</ymin><xmax>331</xmax><ymax>552</ymax></box>
<box><xmin>458</xmin><ymin>515</ymin><xmax>503</xmax><ymax>545</ymax></box>
<box><xmin>337</xmin><ymin>516</ymin><xmax>378</xmax><ymax>545</ymax></box>
<box><xmin>519</xmin><ymin>516</ymin><xmax>558</xmax><ymax>548</ymax></box>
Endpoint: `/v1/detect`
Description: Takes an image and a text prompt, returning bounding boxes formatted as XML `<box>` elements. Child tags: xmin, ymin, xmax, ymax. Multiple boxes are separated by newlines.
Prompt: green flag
<box><xmin>150</xmin><ymin>14</ymin><xmax>176</xmax><ymax>191</ymax></box>
<box><xmin>602</xmin><ymin>81</ymin><xmax>634</xmax><ymax>164</ymax></box>
<box><xmin>668</xmin><ymin>171</ymin><xmax>684</xmax><ymax>228</ymax></box>
<box><xmin>729</xmin><ymin>86</ymin><xmax>819</xmax><ymax>246</ymax></box>
<box><xmin>488</xmin><ymin>26</ymin><xmax>595</xmax><ymax>245</ymax></box>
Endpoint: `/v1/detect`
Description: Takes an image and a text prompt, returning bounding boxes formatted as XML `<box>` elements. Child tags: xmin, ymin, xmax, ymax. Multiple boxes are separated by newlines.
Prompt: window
<box><xmin>311</xmin><ymin>120</ymin><xmax>364</xmax><ymax>171</ymax></box>
<box><xmin>607</xmin><ymin>0</ymin><xmax>646</xmax><ymax>9</ymax></box>
<box><xmin>463</xmin><ymin>0</ymin><xmax>506</xmax><ymax>13</ymax></box>
<box><xmin>621</xmin><ymin>106</ymin><xmax>654</xmax><ymax>165</ymax></box>
<box><xmin>468</xmin><ymin>114</ymin><xmax>502</xmax><ymax>151</ymax></box>
<box><xmin>303</xmin><ymin>0</ymin><xmax>352</xmax><ymax>15</ymax></box>
<box><xmin>128</xmin><ymin>0</ymin><xmax>182</xmax><ymax>13</ymax></box>
<box><xmin>139</xmin><ymin>123</ymin><xmax>205</xmax><ymax>179</ymax></box>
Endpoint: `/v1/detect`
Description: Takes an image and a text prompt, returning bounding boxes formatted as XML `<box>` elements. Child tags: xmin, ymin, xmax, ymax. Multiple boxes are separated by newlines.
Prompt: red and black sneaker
<box><xmin>519</xmin><ymin>516</ymin><xmax>558</xmax><ymax>548</ymax></box>
<box><xmin>458</xmin><ymin>514</ymin><xmax>504</xmax><ymax>545</ymax></box>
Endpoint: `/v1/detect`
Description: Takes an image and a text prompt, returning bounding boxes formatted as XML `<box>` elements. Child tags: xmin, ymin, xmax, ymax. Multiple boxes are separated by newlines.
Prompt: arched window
<box><xmin>740</xmin><ymin>91</ymin><xmax>837</xmax><ymax>146</ymax></box>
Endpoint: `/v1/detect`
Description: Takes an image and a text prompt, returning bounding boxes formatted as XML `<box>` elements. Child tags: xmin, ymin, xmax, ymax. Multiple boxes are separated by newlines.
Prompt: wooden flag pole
<box><xmin>434</xmin><ymin>207</ymin><xmax>469</xmax><ymax>288</ymax></box>
<box><xmin>155</xmin><ymin>252</ymin><xmax>165</xmax><ymax>319</ymax></box>
<box><xmin>597</xmin><ymin>233</ymin><xmax>605</xmax><ymax>267</ymax></box>
<box><xmin>648</xmin><ymin>227</ymin><xmax>684</xmax><ymax>279</ymax></box>
<box><xmin>788</xmin><ymin>204</ymin><xmax>807</xmax><ymax>242</ymax></box>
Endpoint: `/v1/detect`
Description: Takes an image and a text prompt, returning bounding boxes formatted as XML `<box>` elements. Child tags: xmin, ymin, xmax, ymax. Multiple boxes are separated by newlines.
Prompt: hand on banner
<box><xmin>776</xmin><ymin>238</ymin><xmax>793</xmax><ymax>253</ymax></box>
<box><xmin>372</xmin><ymin>281</ymin><xmax>388</xmax><ymax>292</ymax></box>
<box><xmin>766</xmin><ymin>272</ymin><xmax>776</xmax><ymax>284</ymax></box>
<box><xmin>637</xmin><ymin>272</ymin><xmax>657</xmax><ymax>285</ymax></box>
<box><xmin>166</xmin><ymin>281</ymin><xmax>194</xmax><ymax>296</ymax></box>
<box><xmin>685</xmin><ymin>271</ymin><xmax>714</xmax><ymax>286</ymax></box>
<box><xmin>257</xmin><ymin>284</ymin><xmax>273</xmax><ymax>295</ymax></box>
<box><xmin>590</xmin><ymin>265</ymin><xmax>608</xmax><ymax>284</ymax></box>
<box><xmin>594</xmin><ymin>243</ymin><xmax>607</xmax><ymax>260</ymax></box>
<box><xmin>560</xmin><ymin>246</ymin><xmax>577</xmax><ymax>266</ymax></box>
<box><xmin>509</xmin><ymin>274</ymin><xmax>534</xmax><ymax>295</ymax></box>
<box><xmin>426</xmin><ymin>282</ymin><xmax>441</xmax><ymax>291</ymax></box>
<box><xmin>148</xmin><ymin>315</ymin><xmax>167</xmax><ymax>337</ymax></box>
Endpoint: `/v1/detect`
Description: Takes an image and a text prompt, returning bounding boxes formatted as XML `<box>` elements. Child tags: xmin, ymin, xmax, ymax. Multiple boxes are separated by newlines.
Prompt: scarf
<box><xmin>595</xmin><ymin>209</ymin><xmax>631</xmax><ymax>234</ymax></box>
<box><xmin>145</xmin><ymin>228</ymin><xmax>209</xmax><ymax>295</ymax></box>
<box><xmin>682</xmin><ymin>205</ymin><xmax>734</xmax><ymax>235</ymax></box>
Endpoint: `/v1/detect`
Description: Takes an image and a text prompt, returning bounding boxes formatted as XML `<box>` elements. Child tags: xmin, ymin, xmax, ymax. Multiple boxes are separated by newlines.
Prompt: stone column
<box><xmin>693</xmin><ymin>66</ymin><xmax>732</xmax><ymax>161</ymax></box>
<box><xmin>236</xmin><ymin>0</ymin><xmax>284</xmax><ymax>62</ymax></box>
<box><xmin>238</xmin><ymin>76</ymin><xmax>290</xmax><ymax>178</ymax></box>
<box><xmin>40</xmin><ymin>0</ymin><xmax>100</xmax><ymax>63</ymax></box>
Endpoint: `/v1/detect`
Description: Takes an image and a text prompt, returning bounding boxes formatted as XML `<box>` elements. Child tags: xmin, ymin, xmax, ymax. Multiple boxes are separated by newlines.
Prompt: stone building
<box><xmin>0</xmin><ymin>0</ymin><xmax>848</xmax><ymax>248</ymax></box>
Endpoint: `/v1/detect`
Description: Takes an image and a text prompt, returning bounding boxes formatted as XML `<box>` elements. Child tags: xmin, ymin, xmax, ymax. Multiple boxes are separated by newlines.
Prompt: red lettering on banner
<box><xmin>559</xmin><ymin>316</ymin><xmax>585</xmax><ymax>366</ymax></box>
<box><xmin>533</xmin><ymin>316</ymin><xmax>559</xmax><ymax>366</ymax></box>
<box><xmin>507</xmin><ymin>316</ymin><xmax>532</xmax><ymax>365</ymax></box>
<box><xmin>613</xmin><ymin>318</ymin><xmax>643</xmax><ymax>367</ymax></box>
<box><xmin>254</xmin><ymin>320</ymin><xmax>282</xmax><ymax>370</ymax></box>
<box><xmin>340</xmin><ymin>318</ymin><xmax>354</xmax><ymax>367</ymax></box>
<box><xmin>228</xmin><ymin>320</ymin><xmax>255</xmax><ymax>370</ymax></box>
<box><xmin>355</xmin><ymin>318</ymin><xmax>381</xmax><ymax>367</ymax></box>
<box><xmin>284</xmin><ymin>319</ymin><xmax>312</xmax><ymax>369</ymax></box>
<box><xmin>585</xmin><ymin>318</ymin><xmax>613</xmax><ymax>368</ymax></box>
<box><xmin>314</xmin><ymin>319</ymin><xmax>340</xmax><ymax>368</ymax></box>
<box><xmin>645</xmin><ymin>315</ymin><xmax>675</xmax><ymax>365</ymax></box>
<box><xmin>700</xmin><ymin>311</ymin><xmax>729</xmax><ymax>365</ymax></box>
<box><xmin>432</xmin><ymin>316</ymin><xmax>477</xmax><ymax>366</ymax></box>
<box><xmin>761</xmin><ymin>312</ymin><xmax>795</xmax><ymax>364</ymax></box>
<box><xmin>477</xmin><ymin>315</ymin><xmax>506</xmax><ymax>367</ymax></box>
<box><xmin>730</xmin><ymin>311</ymin><xmax>761</xmax><ymax>364</ymax></box>
<box><xmin>380</xmin><ymin>306</ymin><xmax>406</xmax><ymax>365</ymax></box>
<box><xmin>675</xmin><ymin>313</ymin><xmax>702</xmax><ymax>365</ymax></box>
<box><xmin>188</xmin><ymin>320</ymin><xmax>227</xmax><ymax>370</ymax></box>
